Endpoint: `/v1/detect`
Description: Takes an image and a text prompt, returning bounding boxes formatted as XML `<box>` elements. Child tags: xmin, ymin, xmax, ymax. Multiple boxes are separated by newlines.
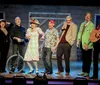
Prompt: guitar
<box><xmin>90</xmin><ymin>29</ymin><xmax>100</xmax><ymax>42</ymax></box>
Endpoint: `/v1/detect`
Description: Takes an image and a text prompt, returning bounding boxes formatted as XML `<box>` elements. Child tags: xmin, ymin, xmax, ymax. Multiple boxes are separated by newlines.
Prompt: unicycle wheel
<box><xmin>6</xmin><ymin>54</ymin><xmax>25</xmax><ymax>73</ymax></box>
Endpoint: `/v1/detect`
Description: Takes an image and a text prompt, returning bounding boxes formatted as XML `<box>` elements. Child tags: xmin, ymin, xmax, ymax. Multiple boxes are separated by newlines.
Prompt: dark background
<box><xmin>0</xmin><ymin>0</ymin><xmax>100</xmax><ymax>6</ymax></box>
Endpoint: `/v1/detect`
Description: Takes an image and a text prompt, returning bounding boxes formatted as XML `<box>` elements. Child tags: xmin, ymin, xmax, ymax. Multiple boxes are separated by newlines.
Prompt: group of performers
<box><xmin>0</xmin><ymin>12</ymin><xmax>99</xmax><ymax>79</ymax></box>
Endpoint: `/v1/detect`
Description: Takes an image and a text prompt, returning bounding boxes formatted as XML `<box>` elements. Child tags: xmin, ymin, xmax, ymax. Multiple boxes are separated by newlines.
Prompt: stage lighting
<box><xmin>12</xmin><ymin>76</ymin><xmax>26</xmax><ymax>85</ymax></box>
<box><xmin>73</xmin><ymin>77</ymin><xmax>88</xmax><ymax>85</ymax></box>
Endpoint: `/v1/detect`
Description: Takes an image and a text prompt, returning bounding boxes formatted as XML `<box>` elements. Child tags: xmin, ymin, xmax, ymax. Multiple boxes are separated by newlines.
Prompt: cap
<box><xmin>49</xmin><ymin>20</ymin><xmax>55</xmax><ymax>24</ymax></box>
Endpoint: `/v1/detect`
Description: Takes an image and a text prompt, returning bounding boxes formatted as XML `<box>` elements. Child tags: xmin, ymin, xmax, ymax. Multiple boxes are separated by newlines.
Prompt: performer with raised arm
<box><xmin>56</xmin><ymin>16</ymin><xmax>77</xmax><ymax>76</ymax></box>
<box><xmin>24</xmin><ymin>18</ymin><xmax>44</xmax><ymax>74</ymax></box>
<box><xmin>10</xmin><ymin>16</ymin><xmax>26</xmax><ymax>73</ymax></box>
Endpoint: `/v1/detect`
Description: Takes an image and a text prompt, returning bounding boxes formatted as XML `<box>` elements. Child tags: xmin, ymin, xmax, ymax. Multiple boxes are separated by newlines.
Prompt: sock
<box><xmin>33</xmin><ymin>62</ymin><xmax>38</xmax><ymax>73</ymax></box>
<box><xmin>27</xmin><ymin>62</ymin><xmax>33</xmax><ymax>71</ymax></box>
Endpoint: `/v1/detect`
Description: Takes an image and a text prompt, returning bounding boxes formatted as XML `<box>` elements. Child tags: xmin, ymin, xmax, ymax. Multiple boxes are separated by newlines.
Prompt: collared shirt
<box><xmin>60</xmin><ymin>25</ymin><xmax>70</xmax><ymax>43</ymax></box>
<box><xmin>44</xmin><ymin>27</ymin><xmax>59</xmax><ymax>48</ymax></box>
<box><xmin>77</xmin><ymin>21</ymin><xmax>94</xmax><ymax>49</ymax></box>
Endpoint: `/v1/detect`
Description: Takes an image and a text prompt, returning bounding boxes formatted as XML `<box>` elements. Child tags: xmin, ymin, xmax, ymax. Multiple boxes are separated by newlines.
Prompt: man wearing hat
<box><xmin>56</xmin><ymin>16</ymin><xmax>77</xmax><ymax>75</ymax></box>
<box><xmin>42</xmin><ymin>19</ymin><xmax>59</xmax><ymax>74</ymax></box>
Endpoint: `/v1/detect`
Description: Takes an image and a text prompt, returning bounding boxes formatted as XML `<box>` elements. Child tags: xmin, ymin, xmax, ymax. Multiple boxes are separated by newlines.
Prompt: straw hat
<box><xmin>30</xmin><ymin>17</ymin><xmax>40</xmax><ymax>25</ymax></box>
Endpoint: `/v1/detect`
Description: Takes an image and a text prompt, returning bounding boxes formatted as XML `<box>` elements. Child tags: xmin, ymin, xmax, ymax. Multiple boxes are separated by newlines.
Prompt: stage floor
<box><xmin>0</xmin><ymin>60</ymin><xmax>100</xmax><ymax>85</ymax></box>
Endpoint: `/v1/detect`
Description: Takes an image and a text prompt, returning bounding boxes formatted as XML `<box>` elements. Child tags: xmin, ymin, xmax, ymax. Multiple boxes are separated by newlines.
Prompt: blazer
<box><xmin>60</xmin><ymin>22</ymin><xmax>78</xmax><ymax>46</ymax></box>
<box><xmin>77</xmin><ymin>21</ymin><xmax>95</xmax><ymax>49</ymax></box>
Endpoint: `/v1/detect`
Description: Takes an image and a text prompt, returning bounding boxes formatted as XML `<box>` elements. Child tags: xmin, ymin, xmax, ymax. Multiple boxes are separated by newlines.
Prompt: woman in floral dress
<box><xmin>24</xmin><ymin>18</ymin><xmax>44</xmax><ymax>74</ymax></box>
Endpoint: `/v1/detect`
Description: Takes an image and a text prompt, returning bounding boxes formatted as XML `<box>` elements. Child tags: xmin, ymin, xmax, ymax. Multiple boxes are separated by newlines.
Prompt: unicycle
<box><xmin>6</xmin><ymin>44</ymin><xmax>25</xmax><ymax>73</ymax></box>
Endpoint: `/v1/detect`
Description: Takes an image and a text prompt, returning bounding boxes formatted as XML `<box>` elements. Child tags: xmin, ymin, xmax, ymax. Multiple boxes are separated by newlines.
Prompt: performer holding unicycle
<box><xmin>7</xmin><ymin>16</ymin><xmax>27</xmax><ymax>73</ymax></box>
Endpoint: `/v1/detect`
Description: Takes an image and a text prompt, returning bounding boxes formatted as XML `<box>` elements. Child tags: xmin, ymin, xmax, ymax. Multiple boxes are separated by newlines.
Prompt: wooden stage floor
<box><xmin>0</xmin><ymin>60</ymin><xmax>100</xmax><ymax>85</ymax></box>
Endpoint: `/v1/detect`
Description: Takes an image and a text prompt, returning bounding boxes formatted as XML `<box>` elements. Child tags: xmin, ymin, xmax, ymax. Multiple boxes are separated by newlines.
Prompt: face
<box><xmin>66</xmin><ymin>19</ymin><xmax>72</xmax><ymax>25</ymax></box>
<box><xmin>85</xmin><ymin>13</ymin><xmax>91</xmax><ymax>22</ymax></box>
<box><xmin>0</xmin><ymin>22</ymin><xmax>6</xmax><ymax>28</ymax></box>
<box><xmin>15</xmin><ymin>17</ymin><xmax>21</xmax><ymax>26</ymax></box>
<box><xmin>31</xmin><ymin>23</ymin><xmax>37</xmax><ymax>28</ymax></box>
<box><xmin>48</xmin><ymin>22</ymin><xmax>54</xmax><ymax>29</ymax></box>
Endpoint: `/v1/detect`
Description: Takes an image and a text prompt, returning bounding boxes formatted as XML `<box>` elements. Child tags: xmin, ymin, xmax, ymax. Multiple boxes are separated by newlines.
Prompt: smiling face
<box><xmin>66</xmin><ymin>19</ymin><xmax>72</xmax><ymax>25</ymax></box>
<box><xmin>48</xmin><ymin>22</ymin><xmax>55</xmax><ymax>29</ymax></box>
<box><xmin>30</xmin><ymin>23</ymin><xmax>37</xmax><ymax>29</ymax></box>
<box><xmin>0</xmin><ymin>21</ymin><xmax>6</xmax><ymax>28</ymax></box>
<box><xmin>15</xmin><ymin>17</ymin><xmax>21</xmax><ymax>26</ymax></box>
<box><xmin>66</xmin><ymin>16</ymin><xmax>72</xmax><ymax>25</ymax></box>
<box><xmin>0</xmin><ymin>20</ymin><xmax>6</xmax><ymax>28</ymax></box>
<box><xmin>85</xmin><ymin>13</ymin><xmax>92</xmax><ymax>22</ymax></box>
<box><xmin>48</xmin><ymin>20</ymin><xmax>55</xmax><ymax>29</ymax></box>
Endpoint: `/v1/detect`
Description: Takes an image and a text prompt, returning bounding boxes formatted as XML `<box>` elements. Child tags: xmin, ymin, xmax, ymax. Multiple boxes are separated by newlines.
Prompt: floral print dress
<box><xmin>24</xmin><ymin>27</ymin><xmax>43</xmax><ymax>61</ymax></box>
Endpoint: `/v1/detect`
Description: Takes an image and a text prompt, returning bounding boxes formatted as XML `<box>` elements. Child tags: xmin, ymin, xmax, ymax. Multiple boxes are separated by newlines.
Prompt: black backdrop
<box><xmin>95</xmin><ymin>15</ymin><xmax>100</xmax><ymax>28</ymax></box>
<box><xmin>0</xmin><ymin>0</ymin><xmax>100</xmax><ymax>6</ymax></box>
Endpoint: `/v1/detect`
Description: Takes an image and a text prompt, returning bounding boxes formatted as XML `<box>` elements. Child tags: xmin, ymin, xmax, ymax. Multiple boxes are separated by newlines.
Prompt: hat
<box><xmin>49</xmin><ymin>20</ymin><xmax>55</xmax><ymax>24</ymax></box>
<box><xmin>30</xmin><ymin>17</ymin><xmax>40</xmax><ymax>25</ymax></box>
<box><xmin>66</xmin><ymin>16</ymin><xmax>72</xmax><ymax>20</ymax></box>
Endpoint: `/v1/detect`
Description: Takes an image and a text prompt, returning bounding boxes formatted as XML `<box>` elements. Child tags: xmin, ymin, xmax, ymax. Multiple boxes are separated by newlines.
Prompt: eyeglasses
<box><xmin>66</xmin><ymin>20</ymin><xmax>71</xmax><ymax>21</ymax></box>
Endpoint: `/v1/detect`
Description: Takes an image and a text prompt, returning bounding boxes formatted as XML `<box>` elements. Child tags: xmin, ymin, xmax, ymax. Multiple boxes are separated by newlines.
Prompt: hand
<box><xmin>17</xmin><ymin>38</ymin><xmax>22</xmax><ymax>42</ymax></box>
<box><xmin>76</xmin><ymin>40</ymin><xmax>80</xmax><ymax>47</ymax></box>
<box><xmin>26</xmin><ymin>34</ymin><xmax>31</xmax><ymax>39</ymax></box>
<box><xmin>6</xmin><ymin>21</ymin><xmax>10</xmax><ymax>24</ymax></box>
<box><xmin>51</xmin><ymin>47</ymin><xmax>56</xmax><ymax>53</ymax></box>
<box><xmin>40</xmin><ymin>36</ymin><xmax>44</xmax><ymax>41</ymax></box>
<box><xmin>26</xmin><ymin>36</ymin><xmax>31</xmax><ymax>39</ymax></box>
<box><xmin>13</xmin><ymin>37</ymin><xmax>21</xmax><ymax>42</ymax></box>
<box><xmin>84</xmin><ymin>44</ymin><xmax>88</xmax><ymax>51</ymax></box>
<box><xmin>39</xmin><ymin>47</ymin><xmax>42</xmax><ymax>52</ymax></box>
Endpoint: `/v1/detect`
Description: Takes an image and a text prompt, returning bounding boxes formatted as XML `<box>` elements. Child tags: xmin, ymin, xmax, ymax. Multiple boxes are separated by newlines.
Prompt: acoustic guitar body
<box><xmin>90</xmin><ymin>29</ymin><xmax>100</xmax><ymax>42</ymax></box>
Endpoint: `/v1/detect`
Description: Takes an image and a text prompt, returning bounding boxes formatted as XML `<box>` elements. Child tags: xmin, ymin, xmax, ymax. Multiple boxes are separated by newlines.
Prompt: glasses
<box><xmin>66</xmin><ymin>20</ymin><xmax>71</xmax><ymax>22</ymax></box>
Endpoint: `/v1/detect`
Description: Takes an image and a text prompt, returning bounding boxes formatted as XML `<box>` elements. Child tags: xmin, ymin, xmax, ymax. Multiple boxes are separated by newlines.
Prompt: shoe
<box><xmin>36</xmin><ymin>70</ymin><xmax>39</xmax><ymax>74</ymax></box>
<box><xmin>77</xmin><ymin>72</ymin><xmax>85</xmax><ymax>76</ymax></box>
<box><xmin>28</xmin><ymin>70</ymin><xmax>34</xmax><ymax>74</ymax></box>
<box><xmin>9</xmin><ymin>67</ymin><xmax>15</xmax><ymax>73</ymax></box>
<box><xmin>55</xmin><ymin>71</ymin><xmax>62</xmax><ymax>74</ymax></box>
<box><xmin>9</xmin><ymin>71</ymin><xmax>13</xmax><ymax>74</ymax></box>
<box><xmin>20</xmin><ymin>70</ymin><xmax>25</xmax><ymax>73</ymax></box>
<box><xmin>46</xmin><ymin>71</ymin><xmax>53</xmax><ymax>74</ymax></box>
<box><xmin>90</xmin><ymin>76</ymin><xmax>98</xmax><ymax>79</ymax></box>
<box><xmin>65</xmin><ymin>72</ymin><xmax>69</xmax><ymax>75</ymax></box>
<box><xmin>36</xmin><ymin>72</ymin><xmax>39</xmax><ymax>75</ymax></box>
<box><xmin>83</xmin><ymin>73</ymin><xmax>89</xmax><ymax>77</ymax></box>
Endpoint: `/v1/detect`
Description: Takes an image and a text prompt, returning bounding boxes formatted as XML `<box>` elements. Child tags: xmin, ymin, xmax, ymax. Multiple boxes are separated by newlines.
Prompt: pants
<box><xmin>11</xmin><ymin>44</ymin><xmax>24</xmax><ymax>70</ymax></box>
<box><xmin>0</xmin><ymin>42</ymin><xmax>10</xmax><ymax>72</ymax></box>
<box><xmin>56</xmin><ymin>42</ymin><xmax>71</xmax><ymax>73</ymax></box>
<box><xmin>80</xmin><ymin>43</ymin><xmax>92</xmax><ymax>73</ymax></box>
<box><xmin>13</xmin><ymin>44</ymin><xmax>24</xmax><ymax>57</ymax></box>
<box><xmin>92</xmin><ymin>41</ymin><xmax>100</xmax><ymax>78</ymax></box>
<box><xmin>42</xmin><ymin>47</ymin><xmax>53</xmax><ymax>73</ymax></box>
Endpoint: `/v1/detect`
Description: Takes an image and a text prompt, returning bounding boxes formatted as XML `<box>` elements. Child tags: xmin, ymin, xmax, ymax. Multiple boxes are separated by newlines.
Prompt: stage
<box><xmin>0</xmin><ymin>60</ymin><xmax>100</xmax><ymax>85</ymax></box>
